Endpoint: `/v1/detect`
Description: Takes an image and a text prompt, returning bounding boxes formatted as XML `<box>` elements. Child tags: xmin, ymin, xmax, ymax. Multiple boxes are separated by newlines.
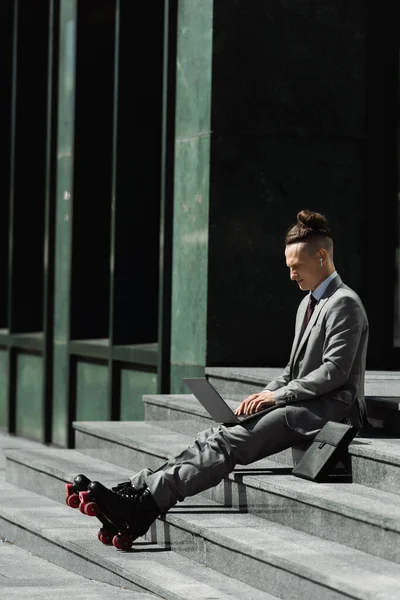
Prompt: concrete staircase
<box><xmin>0</xmin><ymin>540</ymin><xmax>157</xmax><ymax>600</ymax></box>
<box><xmin>1</xmin><ymin>368</ymin><xmax>400</xmax><ymax>599</ymax></box>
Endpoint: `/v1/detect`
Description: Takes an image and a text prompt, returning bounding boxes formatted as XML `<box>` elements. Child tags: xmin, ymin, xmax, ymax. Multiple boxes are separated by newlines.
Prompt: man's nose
<box><xmin>290</xmin><ymin>270</ymin><xmax>297</xmax><ymax>281</ymax></box>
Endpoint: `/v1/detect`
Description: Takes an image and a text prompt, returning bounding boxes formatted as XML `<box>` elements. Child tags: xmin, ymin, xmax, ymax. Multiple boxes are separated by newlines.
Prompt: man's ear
<box><xmin>318</xmin><ymin>248</ymin><xmax>327</xmax><ymax>262</ymax></box>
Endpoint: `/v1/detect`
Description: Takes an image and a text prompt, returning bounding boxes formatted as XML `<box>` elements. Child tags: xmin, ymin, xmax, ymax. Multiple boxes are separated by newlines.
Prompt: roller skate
<box><xmin>78</xmin><ymin>480</ymin><xmax>160</xmax><ymax>551</ymax></box>
<box><xmin>65</xmin><ymin>474</ymin><xmax>119</xmax><ymax>546</ymax></box>
<box><xmin>65</xmin><ymin>473</ymin><xmax>91</xmax><ymax>509</ymax></box>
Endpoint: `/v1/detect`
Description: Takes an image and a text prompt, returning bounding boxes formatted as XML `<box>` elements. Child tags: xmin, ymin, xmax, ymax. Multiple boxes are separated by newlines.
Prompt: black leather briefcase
<box><xmin>291</xmin><ymin>421</ymin><xmax>358</xmax><ymax>483</ymax></box>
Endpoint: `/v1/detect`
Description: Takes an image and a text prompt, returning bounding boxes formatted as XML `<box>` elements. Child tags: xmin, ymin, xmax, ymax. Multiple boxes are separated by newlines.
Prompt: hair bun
<box><xmin>297</xmin><ymin>209</ymin><xmax>328</xmax><ymax>230</ymax></box>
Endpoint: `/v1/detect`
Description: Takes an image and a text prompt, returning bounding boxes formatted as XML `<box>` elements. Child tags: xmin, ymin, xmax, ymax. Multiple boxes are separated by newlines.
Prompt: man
<box><xmin>73</xmin><ymin>209</ymin><xmax>369</xmax><ymax>548</ymax></box>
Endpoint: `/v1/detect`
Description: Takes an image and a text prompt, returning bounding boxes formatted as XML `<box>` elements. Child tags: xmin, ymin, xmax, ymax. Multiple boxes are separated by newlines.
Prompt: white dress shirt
<box><xmin>311</xmin><ymin>270</ymin><xmax>338</xmax><ymax>302</ymax></box>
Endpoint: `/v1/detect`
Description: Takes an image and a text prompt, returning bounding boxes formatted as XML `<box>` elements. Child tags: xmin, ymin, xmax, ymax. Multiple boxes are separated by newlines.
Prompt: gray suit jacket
<box><xmin>263</xmin><ymin>275</ymin><xmax>369</xmax><ymax>434</ymax></box>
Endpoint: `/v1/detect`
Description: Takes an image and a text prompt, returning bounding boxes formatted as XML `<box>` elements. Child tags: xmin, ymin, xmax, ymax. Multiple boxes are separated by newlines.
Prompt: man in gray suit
<box><xmin>235</xmin><ymin>210</ymin><xmax>368</xmax><ymax>434</ymax></box>
<box><xmin>75</xmin><ymin>209</ymin><xmax>369</xmax><ymax>547</ymax></box>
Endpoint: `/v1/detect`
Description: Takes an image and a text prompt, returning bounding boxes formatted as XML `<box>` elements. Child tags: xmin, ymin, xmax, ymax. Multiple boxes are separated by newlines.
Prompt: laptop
<box><xmin>183</xmin><ymin>377</ymin><xmax>278</xmax><ymax>424</ymax></box>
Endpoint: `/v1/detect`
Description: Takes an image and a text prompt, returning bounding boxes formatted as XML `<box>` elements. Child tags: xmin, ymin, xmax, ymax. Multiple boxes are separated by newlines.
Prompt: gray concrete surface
<box><xmin>0</xmin><ymin>433</ymin><xmax>277</xmax><ymax>600</ymax></box>
<box><xmin>0</xmin><ymin>539</ymin><xmax>157</xmax><ymax>599</ymax></box>
<box><xmin>7</xmin><ymin>444</ymin><xmax>400</xmax><ymax>566</ymax></box>
<box><xmin>0</xmin><ymin>432</ymin><xmax>159</xmax><ymax>599</ymax></box>
<box><xmin>2</xmin><ymin>366</ymin><xmax>400</xmax><ymax>600</ymax></box>
<box><xmin>4</xmin><ymin>432</ymin><xmax>400</xmax><ymax>598</ymax></box>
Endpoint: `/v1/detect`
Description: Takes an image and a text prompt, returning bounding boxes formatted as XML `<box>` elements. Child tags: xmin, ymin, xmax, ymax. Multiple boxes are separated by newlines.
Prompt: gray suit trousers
<box><xmin>130</xmin><ymin>400</ymin><xmax>349</xmax><ymax>513</ymax></box>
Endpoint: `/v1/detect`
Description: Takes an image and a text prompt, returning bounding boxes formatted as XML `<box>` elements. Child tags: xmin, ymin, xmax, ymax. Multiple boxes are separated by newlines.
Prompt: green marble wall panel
<box><xmin>0</xmin><ymin>350</ymin><xmax>9</xmax><ymax>430</ymax></box>
<box><xmin>53</xmin><ymin>1</ymin><xmax>75</xmax><ymax>342</ymax></box>
<box><xmin>170</xmin><ymin>0</ymin><xmax>213</xmax><ymax>392</ymax></box>
<box><xmin>16</xmin><ymin>353</ymin><xmax>44</xmax><ymax>442</ymax></box>
<box><xmin>174</xmin><ymin>0</ymin><xmax>213</xmax><ymax>139</ymax></box>
<box><xmin>170</xmin><ymin>364</ymin><xmax>205</xmax><ymax>396</ymax></box>
<box><xmin>171</xmin><ymin>135</ymin><xmax>211</xmax><ymax>366</ymax></box>
<box><xmin>120</xmin><ymin>368</ymin><xmax>157</xmax><ymax>421</ymax></box>
<box><xmin>76</xmin><ymin>360</ymin><xmax>110</xmax><ymax>422</ymax></box>
<box><xmin>52</xmin><ymin>0</ymin><xmax>76</xmax><ymax>446</ymax></box>
<box><xmin>52</xmin><ymin>343</ymin><xmax>69</xmax><ymax>447</ymax></box>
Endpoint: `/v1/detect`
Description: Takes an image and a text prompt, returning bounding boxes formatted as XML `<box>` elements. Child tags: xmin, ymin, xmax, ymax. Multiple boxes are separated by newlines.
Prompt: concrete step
<box><xmin>205</xmin><ymin>368</ymin><xmax>400</xmax><ymax>431</ymax></box>
<box><xmin>5</xmin><ymin>447</ymin><xmax>135</xmax><ymax>503</ymax></box>
<box><xmin>142</xmin><ymin>394</ymin><xmax>294</xmax><ymax>465</ymax></box>
<box><xmin>73</xmin><ymin>421</ymin><xmax>390</xmax><ymax>489</ymax></box>
<box><xmin>142</xmin><ymin>393</ymin><xmax>371</xmax><ymax>469</ymax></box>
<box><xmin>143</xmin><ymin>393</ymin><xmax>234</xmax><ymax>437</ymax></box>
<box><xmin>7</xmin><ymin>445</ymin><xmax>400</xmax><ymax>567</ymax></box>
<box><xmin>0</xmin><ymin>432</ymin><xmax>47</xmax><ymax>470</ymax></box>
<box><xmin>2</xmin><ymin>463</ymin><xmax>400</xmax><ymax>600</ymax></box>
<box><xmin>0</xmin><ymin>540</ymin><xmax>157</xmax><ymax>600</ymax></box>
<box><xmin>205</xmin><ymin>367</ymin><xmax>400</xmax><ymax>397</ymax></box>
<box><xmin>74</xmin><ymin>421</ymin><xmax>191</xmax><ymax>472</ymax></box>
<box><xmin>0</xmin><ymin>478</ymin><xmax>275</xmax><ymax>600</ymax></box>
<box><xmin>141</xmin><ymin>394</ymin><xmax>400</xmax><ymax>482</ymax></box>
<box><xmin>73</xmin><ymin>419</ymin><xmax>293</xmax><ymax>473</ymax></box>
<box><xmin>205</xmin><ymin>367</ymin><xmax>280</xmax><ymax>399</ymax></box>
<box><xmin>273</xmin><ymin>432</ymin><xmax>400</xmax><ymax>485</ymax></box>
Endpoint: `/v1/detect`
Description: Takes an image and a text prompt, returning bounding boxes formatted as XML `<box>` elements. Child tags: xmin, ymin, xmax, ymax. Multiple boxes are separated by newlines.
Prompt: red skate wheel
<box><xmin>81</xmin><ymin>501</ymin><xmax>99</xmax><ymax>516</ymax></box>
<box><xmin>66</xmin><ymin>493</ymin><xmax>80</xmax><ymax>509</ymax></box>
<box><xmin>98</xmin><ymin>529</ymin><xmax>113</xmax><ymax>545</ymax></box>
<box><xmin>112</xmin><ymin>534</ymin><xmax>132</xmax><ymax>551</ymax></box>
<box><xmin>78</xmin><ymin>491</ymin><xmax>99</xmax><ymax>516</ymax></box>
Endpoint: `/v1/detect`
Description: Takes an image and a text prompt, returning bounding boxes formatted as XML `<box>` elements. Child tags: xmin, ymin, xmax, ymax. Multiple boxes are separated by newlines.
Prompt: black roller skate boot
<box><xmin>67</xmin><ymin>474</ymin><xmax>132</xmax><ymax>546</ymax></box>
<box><xmin>79</xmin><ymin>480</ymin><xmax>160</xmax><ymax>551</ymax></box>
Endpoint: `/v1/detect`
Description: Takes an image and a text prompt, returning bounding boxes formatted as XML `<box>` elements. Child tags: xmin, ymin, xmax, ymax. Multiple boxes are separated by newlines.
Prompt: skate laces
<box><xmin>111</xmin><ymin>481</ymin><xmax>137</xmax><ymax>498</ymax></box>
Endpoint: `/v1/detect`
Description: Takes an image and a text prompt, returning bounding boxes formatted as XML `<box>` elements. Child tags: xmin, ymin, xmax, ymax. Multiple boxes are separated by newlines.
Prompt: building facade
<box><xmin>0</xmin><ymin>0</ymin><xmax>399</xmax><ymax>447</ymax></box>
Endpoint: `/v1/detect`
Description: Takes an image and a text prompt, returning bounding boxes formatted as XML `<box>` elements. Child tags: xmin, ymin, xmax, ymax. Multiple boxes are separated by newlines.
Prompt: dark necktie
<box><xmin>300</xmin><ymin>294</ymin><xmax>317</xmax><ymax>340</ymax></box>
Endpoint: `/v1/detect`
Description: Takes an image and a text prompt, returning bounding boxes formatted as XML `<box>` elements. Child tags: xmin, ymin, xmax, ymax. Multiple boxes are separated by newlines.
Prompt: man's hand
<box><xmin>234</xmin><ymin>391</ymin><xmax>276</xmax><ymax>416</ymax></box>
